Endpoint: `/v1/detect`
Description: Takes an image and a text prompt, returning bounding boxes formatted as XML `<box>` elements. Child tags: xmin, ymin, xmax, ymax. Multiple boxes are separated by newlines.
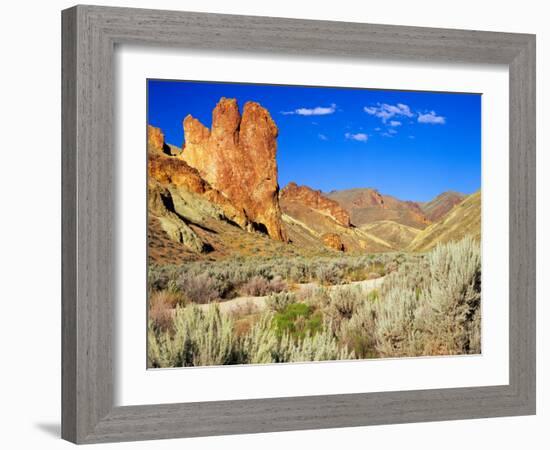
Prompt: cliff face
<box><xmin>148</xmin><ymin>151</ymin><xmax>248</xmax><ymax>230</ymax></box>
<box><xmin>280</xmin><ymin>182</ymin><xmax>351</xmax><ymax>227</ymax></box>
<box><xmin>181</xmin><ymin>98</ymin><xmax>286</xmax><ymax>241</ymax></box>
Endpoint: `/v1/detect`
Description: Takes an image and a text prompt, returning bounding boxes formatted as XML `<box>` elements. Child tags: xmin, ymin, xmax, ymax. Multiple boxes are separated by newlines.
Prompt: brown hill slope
<box><xmin>420</xmin><ymin>191</ymin><xmax>465</xmax><ymax>222</ymax></box>
<box><xmin>407</xmin><ymin>191</ymin><xmax>481</xmax><ymax>252</ymax></box>
<box><xmin>326</xmin><ymin>188</ymin><xmax>430</xmax><ymax>229</ymax></box>
<box><xmin>281</xmin><ymin>182</ymin><xmax>351</xmax><ymax>227</ymax></box>
<box><xmin>361</xmin><ymin>220</ymin><xmax>421</xmax><ymax>250</ymax></box>
<box><xmin>281</xmin><ymin>200</ymin><xmax>394</xmax><ymax>253</ymax></box>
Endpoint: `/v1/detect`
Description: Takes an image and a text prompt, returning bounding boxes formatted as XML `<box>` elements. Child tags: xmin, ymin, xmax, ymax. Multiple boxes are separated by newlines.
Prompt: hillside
<box><xmin>280</xmin><ymin>197</ymin><xmax>394</xmax><ymax>253</ymax></box>
<box><xmin>360</xmin><ymin>220</ymin><xmax>421</xmax><ymax>249</ymax></box>
<box><xmin>326</xmin><ymin>188</ymin><xmax>430</xmax><ymax>229</ymax></box>
<box><xmin>407</xmin><ymin>191</ymin><xmax>481</xmax><ymax>252</ymax></box>
<box><xmin>419</xmin><ymin>191</ymin><xmax>465</xmax><ymax>221</ymax></box>
<box><xmin>278</xmin><ymin>182</ymin><xmax>394</xmax><ymax>252</ymax></box>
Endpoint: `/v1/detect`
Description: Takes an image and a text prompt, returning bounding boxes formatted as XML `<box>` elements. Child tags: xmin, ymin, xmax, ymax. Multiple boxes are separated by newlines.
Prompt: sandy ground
<box><xmin>199</xmin><ymin>276</ymin><xmax>386</xmax><ymax>315</ymax></box>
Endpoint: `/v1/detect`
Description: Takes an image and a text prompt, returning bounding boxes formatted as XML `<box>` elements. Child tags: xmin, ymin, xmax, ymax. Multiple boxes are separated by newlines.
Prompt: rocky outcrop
<box><xmin>147</xmin><ymin>125</ymin><xmax>173</xmax><ymax>155</ymax></box>
<box><xmin>148</xmin><ymin>125</ymin><xmax>181</xmax><ymax>156</ymax></box>
<box><xmin>148</xmin><ymin>149</ymin><xmax>248</xmax><ymax>229</ymax></box>
<box><xmin>148</xmin><ymin>181</ymin><xmax>206</xmax><ymax>253</ymax></box>
<box><xmin>181</xmin><ymin>98</ymin><xmax>287</xmax><ymax>241</ymax></box>
<box><xmin>322</xmin><ymin>233</ymin><xmax>345</xmax><ymax>252</ymax></box>
<box><xmin>280</xmin><ymin>182</ymin><xmax>351</xmax><ymax>227</ymax></box>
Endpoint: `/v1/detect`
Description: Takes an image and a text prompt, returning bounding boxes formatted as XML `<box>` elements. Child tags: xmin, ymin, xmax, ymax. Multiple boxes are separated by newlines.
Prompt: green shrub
<box><xmin>265</xmin><ymin>292</ymin><xmax>297</xmax><ymax>312</ymax></box>
<box><xmin>272</xmin><ymin>303</ymin><xmax>323</xmax><ymax>339</ymax></box>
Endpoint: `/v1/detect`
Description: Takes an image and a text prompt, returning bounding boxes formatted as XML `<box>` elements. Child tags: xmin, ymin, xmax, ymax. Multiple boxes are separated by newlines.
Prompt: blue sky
<box><xmin>147</xmin><ymin>80</ymin><xmax>481</xmax><ymax>202</ymax></box>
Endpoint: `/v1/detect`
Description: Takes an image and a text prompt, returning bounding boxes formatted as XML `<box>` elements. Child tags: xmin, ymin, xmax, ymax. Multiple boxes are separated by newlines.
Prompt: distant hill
<box><xmin>326</xmin><ymin>188</ymin><xmax>430</xmax><ymax>229</ymax></box>
<box><xmin>280</xmin><ymin>192</ymin><xmax>395</xmax><ymax>253</ymax></box>
<box><xmin>407</xmin><ymin>191</ymin><xmax>481</xmax><ymax>252</ymax></box>
<box><xmin>419</xmin><ymin>191</ymin><xmax>465</xmax><ymax>222</ymax></box>
<box><xmin>360</xmin><ymin>220</ymin><xmax>421</xmax><ymax>249</ymax></box>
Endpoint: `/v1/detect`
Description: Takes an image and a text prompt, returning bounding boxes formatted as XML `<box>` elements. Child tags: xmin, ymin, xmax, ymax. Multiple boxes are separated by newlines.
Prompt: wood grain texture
<box><xmin>61</xmin><ymin>4</ymin><xmax>536</xmax><ymax>444</ymax></box>
<box><xmin>61</xmin><ymin>7</ymin><xmax>77</xmax><ymax>443</ymax></box>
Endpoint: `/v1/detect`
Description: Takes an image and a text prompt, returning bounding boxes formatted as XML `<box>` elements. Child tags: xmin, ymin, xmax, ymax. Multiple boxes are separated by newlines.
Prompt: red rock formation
<box><xmin>280</xmin><ymin>182</ymin><xmax>351</xmax><ymax>227</ymax></box>
<box><xmin>147</xmin><ymin>125</ymin><xmax>166</xmax><ymax>154</ymax></box>
<box><xmin>148</xmin><ymin>144</ymin><xmax>248</xmax><ymax>229</ymax></box>
<box><xmin>181</xmin><ymin>98</ymin><xmax>287</xmax><ymax>241</ymax></box>
<box><xmin>149</xmin><ymin>152</ymin><xmax>208</xmax><ymax>193</ymax></box>
<box><xmin>322</xmin><ymin>233</ymin><xmax>345</xmax><ymax>252</ymax></box>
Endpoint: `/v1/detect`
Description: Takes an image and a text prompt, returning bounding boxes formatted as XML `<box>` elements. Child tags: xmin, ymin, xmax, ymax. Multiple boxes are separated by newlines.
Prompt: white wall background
<box><xmin>0</xmin><ymin>0</ymin><xmax>546</xmax><ymax>448</ymax></box>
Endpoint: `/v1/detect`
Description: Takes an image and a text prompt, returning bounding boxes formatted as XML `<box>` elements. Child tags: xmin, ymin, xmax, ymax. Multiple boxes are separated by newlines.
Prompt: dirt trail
<box><xmin>200</xmin><ymin>276</ymin><xmax>386</xmax><ymax>315</ymax></box>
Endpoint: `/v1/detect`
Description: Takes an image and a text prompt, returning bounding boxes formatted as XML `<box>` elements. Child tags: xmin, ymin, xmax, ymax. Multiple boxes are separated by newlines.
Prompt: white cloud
<box><xmin>418</xmin><ymin>111</ymin><xmax>446</xmax><ymax>124</ymax></box>
<box><xmin>388</xmin><ymin>128</ymin><xmax>398</xmax><ymax>134</ymax></box>
<box><xmin>282</xmin><ymin>103</ymin><xmax>337</xmax><ymax>116</ymax></box>
<box><xmin>345</xmin><ymin>132</ymin><xmax>368</xmax><ymax>142</ymax></box>
<box><xmin>389</xmin><ymin>120</ymin><xmax>402</xmax><ymax>127</ymax></box>
<box><xmin>364</xmin><ymin>103</ymin><xmax>413</xmax><ymax>123</ymax></box>
<box><xmin>318</xmin><ymin>133</ymin><xmax>328</xmax><ymax>141</ymax></box>
<box><xmin>374</xmin><ymin>127</ymin><xmax>381</xmax><ymax>131</ymax></box>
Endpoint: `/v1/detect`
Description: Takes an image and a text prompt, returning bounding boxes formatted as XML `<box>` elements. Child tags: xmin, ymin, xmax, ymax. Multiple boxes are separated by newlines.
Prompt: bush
<box><xmin>148</xmin><ymin>290</ymin><xmax>178</xmax><ymax>332</ymax></box>
<box><xmin>265</xmin><ymin>292</ymin><xmax>296</xmax><ymax>312</ymax></box>
<box><xmin>339</xmin><ymin>302</ymin><xmax>378</xmax><ymax>358</ymax></box>
<box><xmin>240</xmin><ymin>275</ymin><xmax>288</xmax><ymax>297</ymax></box>
<box><xmin>272</xmin><ymin>303</ymin><xmax>323</xmax><ymax>339</ymax></box>
<box><xmin>326</xmin><ymin>287</ymin><xmax>363</xmax><ymax>320</ymax></box>
<box><xmin>373</xmin><ymin>237</ymin><xmax>481</xmax><ymax>357</ymax></box>
<box><xmin>148</xmin><ymin>304</ymin><xmax>235</xmax><ymax>367</ymax></box>
<box><xmin>148</xmin><ymin>304</ymin><xmax>353</xmax><ymax>367</ymax></box>
<box><xmin>285</xmin><ymin>328</ymin><xmax>354</xmax><ymax>362</ymax></box>
<box><xmin>296</xmin><ymin>284</ymin><xmax>330</xmax><ymax>306</ymax></box>
<box><xmin>315</xmin><ymin>263</ymin><xmax>344</xmax><ymax>285</ymax></box>
<box><xmin>176</xmin><ymin>272</ymin><xmax>227</xmax><ymax>304</ymax></box>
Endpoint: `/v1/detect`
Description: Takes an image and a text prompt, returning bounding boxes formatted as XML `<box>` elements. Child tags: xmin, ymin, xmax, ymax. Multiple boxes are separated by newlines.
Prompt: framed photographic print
<box><xmin>62</xmin><ymin>5</ymin><xmax>536</xmax><ymax>444</ymax></box>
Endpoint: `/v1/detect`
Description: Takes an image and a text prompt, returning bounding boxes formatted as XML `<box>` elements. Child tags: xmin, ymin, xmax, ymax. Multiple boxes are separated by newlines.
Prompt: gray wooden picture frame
<box><xmin>61</xmin><ymin>4</ymin><xmax>536</xmax><ymax>444</ymax></box>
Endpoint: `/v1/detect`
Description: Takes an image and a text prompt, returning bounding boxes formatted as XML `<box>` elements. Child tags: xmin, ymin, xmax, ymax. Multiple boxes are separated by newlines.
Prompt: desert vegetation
<box><xmin>148</xmin><ymin>237</ymin><xmax>481</xmax><ymax>367</ymax></box>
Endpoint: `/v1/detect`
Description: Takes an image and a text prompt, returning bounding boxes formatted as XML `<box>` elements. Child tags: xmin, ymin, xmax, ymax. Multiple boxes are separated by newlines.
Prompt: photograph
<box><xmin>146</xmin><ymin>79</ymin><xmax>482</xmax><ymax>368</ymax></box>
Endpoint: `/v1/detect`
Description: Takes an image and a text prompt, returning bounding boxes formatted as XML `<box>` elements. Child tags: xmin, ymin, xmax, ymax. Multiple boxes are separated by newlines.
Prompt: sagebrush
<box><xmin>148</xmin><ymin>237</ymin><xmax>481</xmax><ymax>366</ymax></box>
